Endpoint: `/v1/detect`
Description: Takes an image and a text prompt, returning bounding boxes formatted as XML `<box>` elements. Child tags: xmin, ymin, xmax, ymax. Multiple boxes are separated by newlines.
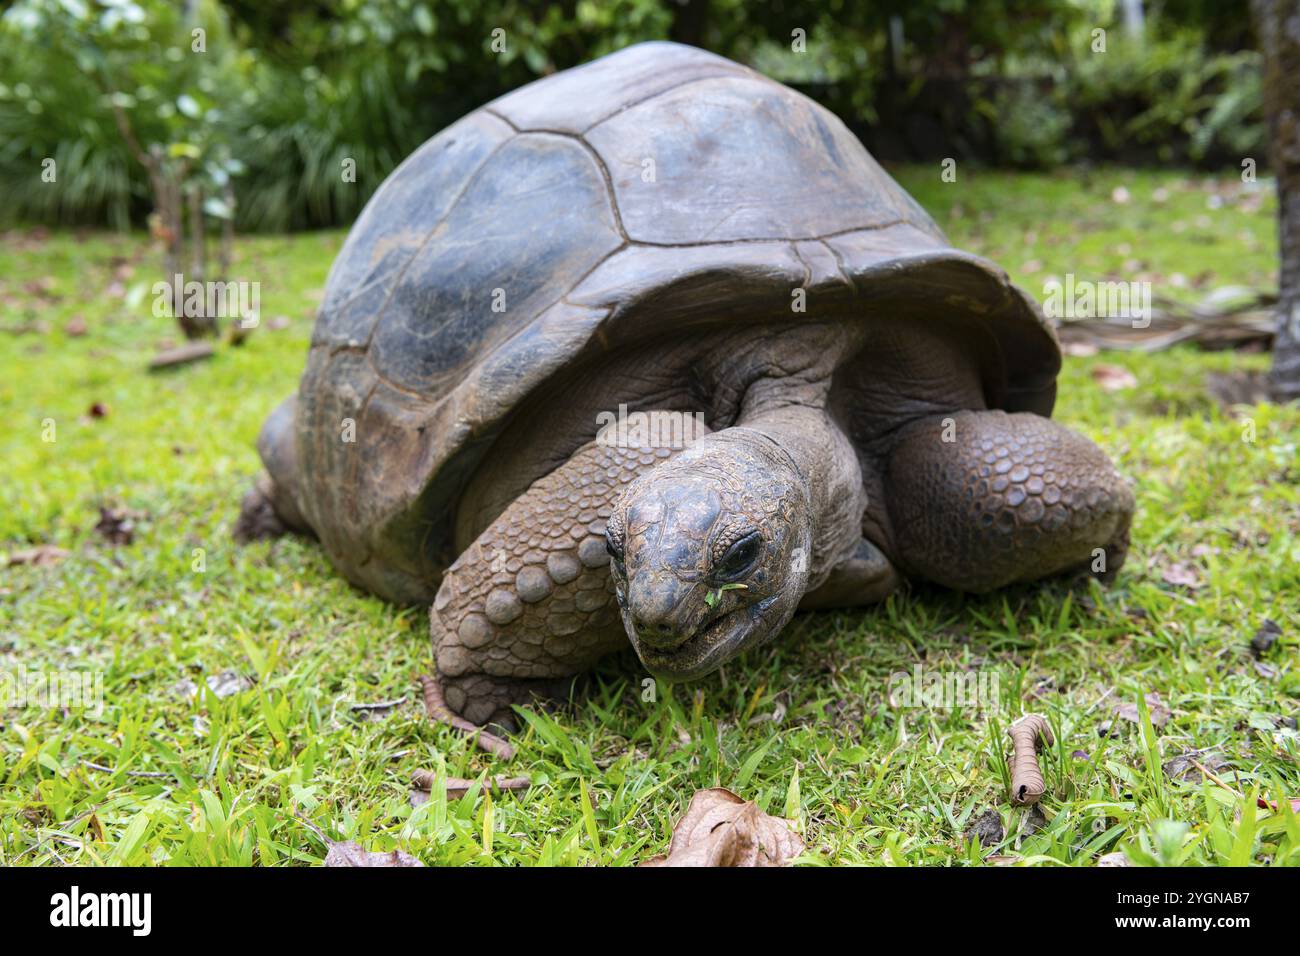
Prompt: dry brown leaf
<box><xmin>1250</xmin><ymin>619</ymin><xmax>1282</xmax><ymax>658</ymax></box>
<box><xmin>640</xmin><ymin>788</ymin><xmax>803</xmax><ymax>867</ymax></box>
<box><xmin>965</xmin><ymin>808</ymin><xmax>1004</xmax><ymax>847</ymax></box>
<box><xmin>94</xmin><ymin>505</ymin><xmax>147</xmax><ymax>546</ymax></box>
<box><xmin>1163</xmin><ymin>751</ymin><xmax>1228</xmax><ymax>783</ymax></box>
<box><xmin>6</xmin><ymin>544</ymin><xmax>70</xmax><ymax>567</ymax></box>
<box><xmin>1160</xmin><ymin>562</ymin><xmax>1202</xmax><ymax>589</ymax></box>
<box><xmin>1090</xmin><ymin>363</ymin><xmax>1138</xmax><ymax>391</ymax></box>
<box><xmin>324</xmin><ymin>841</ymin><xmax>424</xmax><ymax>867</ymax></box>
<box><xmin>1113</xmin><ymin>692</ymin><xmax>1171</xmax><ymax>727</ymax></box>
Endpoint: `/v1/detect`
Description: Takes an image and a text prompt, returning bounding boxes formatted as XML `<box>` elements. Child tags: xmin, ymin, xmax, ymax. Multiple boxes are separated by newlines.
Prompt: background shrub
<box><xmin>0</xmin><ymin>0</ymin><xmax>1267</xmax><ymax>231</ymax></box>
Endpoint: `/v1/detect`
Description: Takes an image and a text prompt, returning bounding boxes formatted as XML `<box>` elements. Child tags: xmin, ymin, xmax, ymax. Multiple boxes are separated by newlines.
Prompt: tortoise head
<box><xmin>605</xmin><ymin>431</ymin><xmax>812</xmax><ymax>680</ymax></box>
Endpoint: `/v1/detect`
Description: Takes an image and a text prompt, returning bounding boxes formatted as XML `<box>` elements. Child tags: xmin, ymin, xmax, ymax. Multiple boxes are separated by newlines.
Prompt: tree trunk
<box><xmin>1252</xmin><ymin>0</ymin><xmax>1300</xmax><ymax>402</ymax></box>
<box><xmin>669</xmin><ymin>0</ymin><xmax>708</xmax><ymax>48</ymax></box>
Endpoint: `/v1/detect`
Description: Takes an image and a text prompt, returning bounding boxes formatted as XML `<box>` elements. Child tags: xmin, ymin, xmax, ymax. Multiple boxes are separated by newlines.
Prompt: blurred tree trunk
<box><xmin>670</xmin><ymin>0</ymin><xmax>709</xmax><ymax>48</ymax></box>
<box><xmin>111</xmin><ymin>101</ymin><xmax>219</xmax><ymax>340</ymax></box>
<box><xmin>1252</xmin><ymin>0</ymin><xmax>1300</xmax><ymax>402</ymax></box>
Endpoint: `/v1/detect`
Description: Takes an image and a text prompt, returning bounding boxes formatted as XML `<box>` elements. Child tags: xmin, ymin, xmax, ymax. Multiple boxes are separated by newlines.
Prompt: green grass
<box><xmin>1</xmin><ymin>166</ymin><xmax>1297</xmax><ymax>866</ymax></box>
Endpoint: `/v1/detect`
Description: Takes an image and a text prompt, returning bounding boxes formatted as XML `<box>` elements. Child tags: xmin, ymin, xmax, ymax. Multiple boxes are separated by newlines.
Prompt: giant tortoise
<box><xmin>237</xmin><ymin>41</ymin><xmax>1135</xmax><ymax>731</ymax></box>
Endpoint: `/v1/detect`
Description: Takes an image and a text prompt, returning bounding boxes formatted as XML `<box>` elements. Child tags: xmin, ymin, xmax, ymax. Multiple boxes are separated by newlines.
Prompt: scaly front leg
<box><xmin>425</xmin><ymin>437</ymin><xmax>691</xmax><ymax>750</ymax></box>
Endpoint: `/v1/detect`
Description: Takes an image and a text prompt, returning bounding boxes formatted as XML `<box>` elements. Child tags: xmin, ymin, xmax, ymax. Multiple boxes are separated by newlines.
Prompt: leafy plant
<box><xmin>704</xmin><ymin>583</ymin><xmax>748</xmax><ymax>609</ymax></box>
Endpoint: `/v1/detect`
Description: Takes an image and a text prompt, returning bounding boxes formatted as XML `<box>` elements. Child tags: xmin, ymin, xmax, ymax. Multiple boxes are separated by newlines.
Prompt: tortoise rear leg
<box><xmin>428</xmin><ymin>437</ymin><xmax>690</xmax><ymax>743</ymax></box>
<box><xmin>234</xmin><ymin>396</ymin><xmax>311</xmax><ymax>542</ymax></box>
<box><xmin>884</xmin><ymin>410</ymin><xmax>1134</xmax><ymax>592</ymax></box>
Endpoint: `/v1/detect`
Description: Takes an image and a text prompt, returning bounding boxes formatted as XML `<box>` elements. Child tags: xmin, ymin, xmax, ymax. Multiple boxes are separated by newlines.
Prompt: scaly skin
<box><xmin>885</xmin><ymin>410</ymin><xmax>1134</xmax><ymax>591</ymax></box>
<box><xmin>428</xmin><ymin>437</ymin><xmax>690</xmax><ymax>727</ymax></box>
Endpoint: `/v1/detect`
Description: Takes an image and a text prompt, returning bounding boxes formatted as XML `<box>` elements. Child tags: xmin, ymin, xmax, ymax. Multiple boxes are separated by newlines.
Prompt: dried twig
<box><xmin>349</xmin><ymin>696</ymin><xmax>407</xmax><ymax>712</ymax></box>
<box><xmin>1007</xmin><ymin>714</ymin><xmax>1054</xmax><ymax>806</ymax></box>
<box><xmin>417</xmin><ymin>674</ymin><xmax>515</xmax><ymax>759</ymax></box>
<box><xmin>410</xmin><ymin>770</ymin><xmax>531</xmax><ymax>799</ymax></box>
<box><xmin>81</xmin><ymin>761</ymin><xmax>173</xmax><ymax>779</ymax></box>
<box><xmin>1191</xmin><ymin>758</ymin><xmax>1244</xmax><ymax>798</ymax></box>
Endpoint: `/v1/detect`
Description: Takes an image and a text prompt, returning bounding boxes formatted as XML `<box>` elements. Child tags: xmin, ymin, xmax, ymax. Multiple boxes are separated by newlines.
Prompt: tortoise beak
<box><xmin>628</xmin><ymin>595</ymin><xmax>779</xmax><ymax>681</ymax></box>
<box><xmin>623</xmin><ymin>571</ymin><xmax>697</xmax><ymax>651</ymax></box>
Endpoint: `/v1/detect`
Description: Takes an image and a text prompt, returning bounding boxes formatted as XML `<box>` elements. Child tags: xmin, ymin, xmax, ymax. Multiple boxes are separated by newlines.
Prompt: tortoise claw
<box><xmin>417</xmin><ymin>674</ymin><xmax>516</xmax><ymax>760</ymax></box>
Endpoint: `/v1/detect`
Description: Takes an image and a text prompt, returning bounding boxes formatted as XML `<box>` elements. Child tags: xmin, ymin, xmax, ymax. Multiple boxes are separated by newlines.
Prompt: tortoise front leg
<box><xmin>234</xmin><ymin>396</ymin><xmax>312</xmax><ymax>542</ymax></box>
<box><xmin>427</xmin><ymin>438</ymin><xmax>687</xmax><ymax>740</ymax></box>
<box><xmin>883</xmin><ymin>410</ymin><xmax>1134</xmax><ymax>593</ymax></box>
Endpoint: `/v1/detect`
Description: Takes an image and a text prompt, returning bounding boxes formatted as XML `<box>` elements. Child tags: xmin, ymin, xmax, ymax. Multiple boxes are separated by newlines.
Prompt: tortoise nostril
<box><xmin>633</xmin><ymin>616</ymin><xmax>672</xmax><ymax>636</ymax></box>
<box><xmin>630</xmin><ymin>614</ymin><xmax>681</xmax><ymax>647</ymax></box>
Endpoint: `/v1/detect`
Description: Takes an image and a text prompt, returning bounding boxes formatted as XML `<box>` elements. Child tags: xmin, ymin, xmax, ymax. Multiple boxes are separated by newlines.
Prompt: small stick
<box><xmin>410</xmin><ymin>770</ymin><xmax>531</xmax><ymax>799</ymax></box>
<box><xmin>350</xmin><ymin>696</ymin><xmax>408</xmax><ymax>712</ymax></box>
<box><xmin>1007</xmin><ymin>714</ymin><xmax>1054</xmax><ymax>806</ymax></box>
<box><xmin>1190</xmin><ymin>758</ymin><xmax>1243</xmax><ymax>799</ymax></box>
<box><xmin>82</xmin><ymin>761</ymin><xmax>173</xmax><ymax>779</ymax></box>
<box><xmin>418</xmin><ymin>674</ymin><xmax>515</xmax><ymax>760</ymax></box>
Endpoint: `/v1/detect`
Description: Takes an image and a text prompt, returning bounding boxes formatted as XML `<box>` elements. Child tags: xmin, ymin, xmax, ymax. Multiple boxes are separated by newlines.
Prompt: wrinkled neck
<box><xmin>727</xmin><ymin>404</ymin><xmax>865</xmax><ymax>587</ymax></box>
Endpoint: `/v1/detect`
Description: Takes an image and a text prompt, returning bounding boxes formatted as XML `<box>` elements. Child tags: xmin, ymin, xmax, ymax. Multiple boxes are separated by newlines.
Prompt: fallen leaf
<box><xmin>1163</xmin><ymin>751</ymin><xmax>1228</xmax><ymax>783</ymax></box>
<box><xmin>94</xmin><ymin>505</ymin><xmax>146</xmax><ymax>546</ymax></box>
<box><xmin>24</xmin><ymin>276</ymin><xmax>60</xmax><ymax>299</ymax></box>
<box><xmin>1160</xmin><ymin>562</ymin><xmax>1202</xmax><ymax>589</ymax></box>
<box><xmin>640</xmin><ymin>788</ymin><xmax>803</xmax><ymax>867</ymax></box>
<box><xmin>64</xmin><ymin>316</ymin><xmax>87</xmax><ymax>337</ymax></box>
<box><xmin>1250</xmin><ymin>619</ymin><xmax>1281</xmax><ymax>658</ymax></box>
<box><xmin>324</xmin><ymin>841</ymin><xmax>424</xmax><ymax>868</ymax></box>
<box><xmin>1090</xmin><ymin>363</ymin><xmax>1138</xmax><ymax>391</ymax></box>
<box><xmin>6</xmin><ymin>544</ymin><xmax>70</xmax><ymax>567</ymax></box>
<box><xmin>1112</xmin><ymin>693</ymin><xmax>1171</xmax><ymax>727</ymax></box>
<box><xmin>965</xmin><ymin>808</ymin><xmax>1004</xmax><ymax>848</ymax></box>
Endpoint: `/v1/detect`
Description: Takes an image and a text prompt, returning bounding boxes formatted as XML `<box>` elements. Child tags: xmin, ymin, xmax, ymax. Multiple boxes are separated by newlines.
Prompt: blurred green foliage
<box><xmin>0</xmin><ymin>0</ymin><xmax>1267</xmax><ymax>231</ymax></box>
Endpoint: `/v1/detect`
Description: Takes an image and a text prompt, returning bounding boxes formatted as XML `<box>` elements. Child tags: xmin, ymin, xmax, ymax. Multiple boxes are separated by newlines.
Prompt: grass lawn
<box><xmin>1</xmin><ymin>166</ymin><xmax>1297</xmax><ymax>866</ymax></box>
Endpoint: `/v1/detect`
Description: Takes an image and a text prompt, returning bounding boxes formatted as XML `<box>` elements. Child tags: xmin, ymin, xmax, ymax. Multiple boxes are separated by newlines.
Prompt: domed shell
<box><xmin>290</xmin><ymin>41</ymin><xmax>1059</xmax><ymax>602</ymax></box>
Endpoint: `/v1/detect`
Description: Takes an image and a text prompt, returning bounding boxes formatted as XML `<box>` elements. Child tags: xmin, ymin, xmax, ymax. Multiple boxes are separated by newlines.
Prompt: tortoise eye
<box><xmin>715</xmin><ymin>531</ymin><xmax>761</xmax><ymax>582</ymax></box>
